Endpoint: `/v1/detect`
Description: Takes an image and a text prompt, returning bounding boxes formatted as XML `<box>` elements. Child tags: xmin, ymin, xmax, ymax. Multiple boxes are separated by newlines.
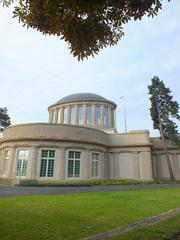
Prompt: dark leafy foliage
<box><xmin>2</xmin><ymin>0</ymin><xmax>171</xmax><ymax>60</ymax></box>
<box><xmin>0</xmin><ymin>107</ymin><xmax>11</xmax><ymax>132</ymax></box>
<box><xmin>148</xmin><ymin>76</ymin><xmax>180</xmax><ymax>148</ymax></box>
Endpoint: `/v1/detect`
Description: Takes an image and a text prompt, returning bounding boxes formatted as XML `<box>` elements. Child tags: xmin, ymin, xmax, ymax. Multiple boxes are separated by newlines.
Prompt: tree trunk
<box><xmin>156</xmin><ymin>99</ymin><xmax>175</xmax><ymax>181</ymax></box>
<box><xmin>160</xmin><ymin>130</ymin><xmax>175</xmax><ymax>181</ymax></box>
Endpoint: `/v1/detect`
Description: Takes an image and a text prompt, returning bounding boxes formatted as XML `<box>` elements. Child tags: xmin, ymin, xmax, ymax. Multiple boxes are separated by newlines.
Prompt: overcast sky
<box><xmin>0</xmin><ymin>1</ymin><xmax>180</xmax><ymax>136</ymax></box>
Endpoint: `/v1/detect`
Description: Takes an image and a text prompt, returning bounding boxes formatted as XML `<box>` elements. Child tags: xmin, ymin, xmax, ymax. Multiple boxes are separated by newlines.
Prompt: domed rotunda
<box><xmin>0</xmin><ymin>93</ymin><xmax>179</xmax><ymax>185</ymax></box>
<box><xmin>48</xmin><ymin>93</ymin><xmax>117</xmax><ymax>132</ymax></box>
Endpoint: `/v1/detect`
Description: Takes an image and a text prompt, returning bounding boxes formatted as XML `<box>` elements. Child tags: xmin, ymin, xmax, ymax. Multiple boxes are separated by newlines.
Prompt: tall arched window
<box><xmin>95</xmin><ymin>106</ymin><xmax>101</xmax><ymax>125</ymax></box>
<box><xmin>78</xmin><ymin>105</ymin><xmax>83</xmax><ymax>125</ymax></box>
<box><xmin>86</xmin><ymin>105</ymin><xmax>92</xmax><ymax>125</ymax></box>
<box><xmin>70</xmin><ymin>106</ymin><xmax>75</xmax><ymax>124</ymax></box>
<box><xmin>104</xmin><ymin>106</ymin><xmax>108</xmax><ymax>127</ymax></box>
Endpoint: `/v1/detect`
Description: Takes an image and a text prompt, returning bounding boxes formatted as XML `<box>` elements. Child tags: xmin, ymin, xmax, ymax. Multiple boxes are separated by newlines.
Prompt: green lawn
<box><xmin>0</xmin><ymin>188</ymin><xmax>180</xmax><ymax>240</ymax></box>
<box><xmin>110</xmin><ymin>214</ymin><xmax>180</xmax><ymax>240</ymax></box>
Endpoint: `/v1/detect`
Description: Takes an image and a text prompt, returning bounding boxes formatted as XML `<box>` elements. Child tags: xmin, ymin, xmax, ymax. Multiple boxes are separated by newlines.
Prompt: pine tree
<box><xmin>148</xmin><ymin>76</ymin><xmax>180</xmax><ymax>180</ymax></box>
<box><xmin>0</xmin><ymin>107</ymin><xmax>11</xmax><ymax>132</ymax></box>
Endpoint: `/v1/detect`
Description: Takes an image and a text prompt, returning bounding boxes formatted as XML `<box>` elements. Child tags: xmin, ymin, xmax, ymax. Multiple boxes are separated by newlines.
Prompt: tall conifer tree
<box><xmin>148</xmin><ymin>76</ymin><xmax>180</xmax><ymax>180</ymax></box>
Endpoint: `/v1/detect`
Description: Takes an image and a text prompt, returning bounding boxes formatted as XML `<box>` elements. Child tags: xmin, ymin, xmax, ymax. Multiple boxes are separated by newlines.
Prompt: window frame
<box><xmin>66</xmin><ymin>149</ymin><xmax>82</xmax><ymax>179</ymax></box>
<box><xmin>63</xmin><ymin>107</ymin><xmax>68</xmax><ymax>124</ymax></box>
<box><xmin>15</xmin><ymin>149</ymin><xmax>29</xmax><ymax>178</ymax></box>
<box><xmin>91</xmin><ymin>152</ymin><xmax>100</xmax><ymax>178</ymax></box>
<box><xmin>39</xmin><ymin>149</ymin><xmax>56</xmax><ymax>178</ymax></box>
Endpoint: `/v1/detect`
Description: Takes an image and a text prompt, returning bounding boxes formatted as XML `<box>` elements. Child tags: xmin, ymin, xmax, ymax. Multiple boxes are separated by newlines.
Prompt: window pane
<box><xmin>68</xmin><ymin>160</ymin><xmax>74</xmax><ymax>177</ymax></box>
<box><xmin>49</xmin><ymin>150</ymin><xmax>55</xmax><ymax>158</ymax></box>
<box><xmin>41</xmin><ymin>150</ymin><xmax>48</xmax><ymax>158</ymax></box>
<box><xmin>91</xmin><ymin>161</ymin><xmax>95</xmax><ymax>177</ymax></box>
<box><xmin>92</xmin><ymin>153</ymin><xmax>98</xmax><ymax>160</ymax></box>
<box><xmin>21</xmin><ymin>160</ymin><xmax>27</xmax><ymax>177</ymax></box>
<box><xmin>70</xmin><ymin>107</ymin><xmax>75</xmax><ymax>124</ymax></box>
<box><xmin>69</xmin><ymin>151</ymin><xmax>74</xmax><ymax>159</ymax></box>
<box><xmin>64</xmin><ymin>108</ymin><xmax>68</xmax><ymax>124</ymax></box>
<box><xmin>40</xmin><ymin>159</ymin><xmax>47</xmax><ymax>177</ymax></box>
<box><xmin>86</xmin><ymin>105</ymin><xmax>92</xmax><ymax>125</ymax></box>
<box><xmin>75</xmin><ymin>152</ymin><xmax>81</xmax><ymax>159</ymax></box>
<box><xmin>16</xmin><ymin>160</ymin><xmax>22</xmax><ymax>176</ymax></box>
<box><xmin>47</xmin><ymin>159</ymin><xmax>54</xmax><ymax>177</ymax></box>
<box><xmin>95</xmin><ymin>161</ymin><xmax>98</xmax><ymax>177</ymax></box>
<box><xmin>91</xmin><ymin>153</ymin><xmax>99</xmax><ymax>178</ymax></box>
<box><xmin>104</xmin><ymin>106</ymin><xmax>108</xmax><ymax>127</ymax></box>
<box><xmin>16</xmin><ymin>150</ymin><xmax>29</xmax><ymax>177</ymax></box>
<box><xmin>95</xmin><ymin>106</ymin><xmax>101</xmax><ymax>125</ymax></box>
<box><xmin>74</xmin><ymin>160</ymin><xmax>80</xmax><ymax>177</ymax></box>
<box><xmin>78</xmin><ymin>105</ymin><xmax>83</xmax><ymax>125</ymax></box>
<box><xmin>111</xmin><ymin>108</ymin><xmax>114</xmax><ymax>127</ymax></box>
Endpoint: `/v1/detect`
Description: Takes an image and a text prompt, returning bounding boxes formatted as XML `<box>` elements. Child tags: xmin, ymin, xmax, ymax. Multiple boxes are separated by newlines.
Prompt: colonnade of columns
<box><xmin>49</xmin><ymin>103</ymin><xmax>115</xmax><ymax>129</ymax></box>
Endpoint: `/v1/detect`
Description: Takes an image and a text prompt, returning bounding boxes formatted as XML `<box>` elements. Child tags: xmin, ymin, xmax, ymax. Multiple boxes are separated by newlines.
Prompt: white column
<box><xmin>55</xmin><ymin>109</ymin><xmax>58</xmax><ymax>123</ymax></box>
<box><xmin>67</xmin><ymin>106</ymin><xmax>71</xmax><ymax>124</ymax></box>
<box><xmin>49</xmin><ymin>111</ymin><xmax>53</xmax><ymax>123</ymax></box>
<box><xmin>57</xmin><ymin>109</ymin><xmax>61</xmax><ymax>123</ymax></box>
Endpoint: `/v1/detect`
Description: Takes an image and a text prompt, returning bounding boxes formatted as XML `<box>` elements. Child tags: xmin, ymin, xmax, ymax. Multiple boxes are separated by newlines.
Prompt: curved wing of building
<box><xmin>0</xmin><ymin>93</ymin><xmax>179</xmax><ymax>185</ymax></box>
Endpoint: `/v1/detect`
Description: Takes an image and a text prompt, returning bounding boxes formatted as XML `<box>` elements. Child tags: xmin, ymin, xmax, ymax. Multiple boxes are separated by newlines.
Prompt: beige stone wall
<box><xmin>151</xmin><ymin>138</ymin><xmax>180</xmax><ymax>180</ymax></box>
<box><xmin>0</xmin><ymin>123</ymin><xmax>179</xmax><ymax>182</ymax></box>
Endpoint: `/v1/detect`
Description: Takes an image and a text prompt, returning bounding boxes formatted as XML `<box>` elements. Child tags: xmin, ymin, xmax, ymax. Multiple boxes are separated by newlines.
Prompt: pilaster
<box><xmin>27</xmin><ymin>146</ymin><xmax>39</xmax><ymax>179</ymax></box>
<box><xmin>8</xmin><ymin>147</ymin><xmax>16</xmax><ymax>178</ymax></box>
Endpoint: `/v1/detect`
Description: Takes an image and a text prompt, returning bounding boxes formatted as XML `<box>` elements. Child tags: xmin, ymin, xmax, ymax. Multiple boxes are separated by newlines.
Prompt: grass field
<box><xmin>110</xmin><ymin>214</ymin><xmax>180</xmax><ymax>240</ymax></box>
<box><xmin>0</xmin><ymin>188</ymin><xmax>180</xmax><ymax>240</ymax></box>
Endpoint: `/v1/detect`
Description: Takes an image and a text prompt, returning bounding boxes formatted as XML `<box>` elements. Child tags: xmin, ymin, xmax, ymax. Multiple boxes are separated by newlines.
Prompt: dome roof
<box><xmin>57</xmin><ymin>93</ymin><xmax>107</xmax><ymax>104</ymax></box>
<box><xmin>49</xmin><ymin>93</ymin><xmax>117</xmax><ymax>109</ymax></box>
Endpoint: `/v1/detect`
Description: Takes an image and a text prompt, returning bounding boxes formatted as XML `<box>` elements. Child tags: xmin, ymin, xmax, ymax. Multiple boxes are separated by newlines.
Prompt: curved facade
<box><xmin>0</xmin><ymin>93</ymin><xmax>180</xmax><ymax>185</ymax></box>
